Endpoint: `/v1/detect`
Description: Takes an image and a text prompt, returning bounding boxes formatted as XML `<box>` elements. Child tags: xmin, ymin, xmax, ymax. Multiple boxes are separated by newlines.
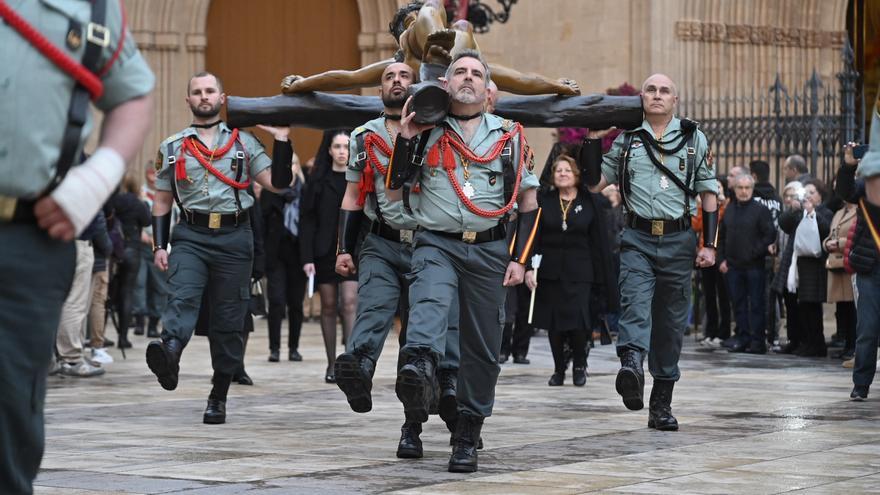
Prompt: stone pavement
<box><xmin>36</xmin><ymin>320</ymin><xmax>879</xmax><ymax>494</ymax></box>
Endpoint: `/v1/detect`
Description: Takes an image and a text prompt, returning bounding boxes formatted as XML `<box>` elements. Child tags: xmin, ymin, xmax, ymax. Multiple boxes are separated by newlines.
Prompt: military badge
<box><xmin>154</xmin><ymin>151</ymin><xmax>163</xmax><ymax>171</ymax></box>
<box><xmin>66</xmin><ymin>27</ymin><xmax>82</xmax><ymax>50</ymax></box>
<box><xmin>488</xmin><ymin>172</ymin><xmax>498</xmax><ymax>186</ymax></box>
<box><xmin>707</xmin><ymin>148</ymin><xmax>715</xmax><ymax>170</ymax></box>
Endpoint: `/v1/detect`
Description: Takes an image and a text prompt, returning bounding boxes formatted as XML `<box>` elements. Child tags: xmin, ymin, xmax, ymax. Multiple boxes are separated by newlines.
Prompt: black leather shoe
<box><xmin>117</xmin><ymin>336</ymin><xmax>133</xmax><ymax>349</ymax></box>
<box><xmin>396</xmin><ymin>350</ymin><xmax>436</xmax><ymax>423</ymax></box>
<box><xmin>146</xmin><ymin>338</ymin><xmax>183</xmax><ymax>391</ymax></box>
<box><xmin>615</xmin><ymin>349</ymin><xmax>645</xmax><ymax>410</ymax></box>
<box><xmin>513</xmin><ymin>354</ymin><xmax>530</xmax><ymax>364</ymax></box>
<box><xmin>727</xmin><ymin>342</ymin><xmax>747</xmax><ymax>353</ymax></box>
<box><xmin>850</xmin><ymin>385</ymin><xmax>869</xmax><ymax>401</ymax></box>
<box><xmin>499</xmin><ymin>352</ymin><xmax>509</xmax><ymax>364</ymax></box>
<box><xmin>268</xmin><ymin>350</ymin><xmax>280</xmax><ymax>362</ymax></box>
<box><xmin>548</xmin><ymin>372</ymin><xmax>564</xmax><ymax>386</ymax></box>
<box><xmin>203</xmin><ymin>398</ymin><xmax>226</xmax><ymax>424</ymax></box>
<box><xmin>334</xmin><ymin>352</ymin><xmax>375</xmax><ymax>413</ymax></box>
<box><xmin>745</xmin><ymin>341</ymin><xmax>767</xmax><ymax>354</ymax></box>
<box><xmin>438</xmin><ymin>369</ymin><xmax>458</xmax><ymax>426</ymax></box>
<box><xmin>396</xmin><ymin>421</ymin><xmax>423</xmax><ymax>458</ymax></box>
<box><xmin>572</xmin><ymin>367</ymin><xmax>587</xmax><ymax>387</ymax></box>
<box><xmin>133</xmin><ymin>315</ymin><xmax>145</xmax><ymax>335</ymax></box>
<box><xmin>146</xmin><ymin>318</ymin><xmax>160</xmax><ymax>338</ymax></box>
<box><xmin>776</xmin><ymin>341</ymin><xmax>799</xmax><ymax>354</ymax></box>
<box><xmin>647</xmin><ymin>380</ymin><xmax>678</xmax><ymax>431</ymax></box>
<box><xmin>448</xmin><ymin>413</ymin><xmax>484</xmax><ymax>473</ymax></box>
<box><xmin>289</xmin><ymin>350</ymin><xmax>303</xmax><ymax>361</ymax></box>
<box><xmin>234</xmin><ymin>371</ymin><xmax>253</xmax><ymax>386</ymax></box>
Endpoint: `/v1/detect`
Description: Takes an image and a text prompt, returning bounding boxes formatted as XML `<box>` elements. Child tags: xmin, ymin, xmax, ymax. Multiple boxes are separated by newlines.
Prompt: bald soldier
<box><xmin>580</xmin><ymin>73</ymin><xmax>719</xmax><ymax>431</ymax></box>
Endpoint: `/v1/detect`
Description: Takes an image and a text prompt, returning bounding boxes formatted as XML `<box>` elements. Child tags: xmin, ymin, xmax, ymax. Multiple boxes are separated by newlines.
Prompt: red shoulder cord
<box><xmin>0</xmin><ymin>0</ymin><xmax>104</xmax><ymax>100</ymax></box>
<box><xmin>357</xmin><ymin>133</ymin><xmax>391</xmax><ymax>206</ymax></box>
<box><xmin>175</xmin><ymin>128</ymin><xmax>251</xmax><ymax>190</ymax></box>
<box><xmin>425</xmin><ymin>123</ymin><xmax>527</xmax><ymax>218</ymax></box>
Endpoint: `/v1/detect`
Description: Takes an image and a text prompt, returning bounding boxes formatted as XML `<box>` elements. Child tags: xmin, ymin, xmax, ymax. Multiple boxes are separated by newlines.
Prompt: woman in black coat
<box><xmin>299</xmin><ymin>129</ymin><xmax>356</xmax><ymax>383</ymax></box>
<box><xmin>778</xmin><ymin>179</ymin><xmax>833</xmax><ymax>357</ymax></box>
<box><xmin>525</xmin><ymin>154</ymin><xmax>618</xmax><ymax>386</ymax></box>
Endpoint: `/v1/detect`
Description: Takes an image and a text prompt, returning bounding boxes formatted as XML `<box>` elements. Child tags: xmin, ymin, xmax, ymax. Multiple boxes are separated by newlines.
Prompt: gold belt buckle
<box><xmin>462</xmin><ymin>231</ymin><xmax>477</xmax><ymax>243</ymax></box>
<box><xmin>0</xmin><ymin>196</ymin><xmax>17</xmax><ymax>222</ymax></box>
<box><xmin>208</xmin><ymin>212</ymin><xmax>222</xmax><ymax>229</ymax></box>
<box><xmin>651</xmin><ymin>220</ymin><xmax>665</xmax><ymax>236</ymax></box>
<box><xmin>399</xmin><ymin>229</ymin><xmax>414</xmax><ymax>244</ymax></box>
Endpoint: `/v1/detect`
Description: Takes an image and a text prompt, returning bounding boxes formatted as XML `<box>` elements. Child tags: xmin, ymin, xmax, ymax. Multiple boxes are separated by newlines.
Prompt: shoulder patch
<box><xmin>706</xmin><ymin>148</ymin><xmax>715</xmax><ymax>170</ymax></box>
<box><xmin>154</xmin><ymin>150</ymin><xmax>164</xmax><ymax>171</ymax></box>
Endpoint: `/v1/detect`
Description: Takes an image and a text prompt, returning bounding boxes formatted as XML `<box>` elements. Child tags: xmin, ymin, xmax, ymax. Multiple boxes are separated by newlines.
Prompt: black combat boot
<box><xmin>396</xmin><ymin>421</ymin><xmax>423</xmax><ymax>458</ymax></box>
<box><xmin>647</xmin><ymin>380</ymin><xmax>678</xmax><ymax>431</ymax></box>
<box><xmin>203</xmin><ymin>399</ymin><xmax>226</xmax><ymax>424</ymax></box>
<box><xmin>615</xmin><ymin>348</ymin><xmax>645</xmax><ymax>410</ymax></box>
<box><xmin>437</xmin><ymin>369</ymin><xmax>458</xmax><ymax>426</ymax></box>
<box><xmin>145</xmin><ymin>337</ymin><xmax>184</xmax><ymax>391</ymax></box>
<box><xmin>396</xmin><ymin>349</ymin><xmax>436</xmax><ymax>423</ymax></box>
<box><xmin>146</xmin><ymin>317</ymin><xmax>160</xmax><ymax>338</ymax></box>
<box><xmin>448</xmin><ymin>413</ymin><xmax>484</xmax><ymax>473</ymax></box>
<box><xmin>334</xmin><ymin>351</ymin><xmax>376</xmax><ymax>413</ymax></box>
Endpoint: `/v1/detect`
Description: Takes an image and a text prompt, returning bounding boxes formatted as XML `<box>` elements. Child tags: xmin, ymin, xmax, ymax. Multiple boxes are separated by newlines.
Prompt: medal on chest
<box><xmin>461</xmin><ymin>158</ymin><xmax>475</xmax><ymax>199</ymax></box>
<box><xmin>659</xmin><ymin>175</ymin><xmax>670</xmax><ymax>190</ymax></box>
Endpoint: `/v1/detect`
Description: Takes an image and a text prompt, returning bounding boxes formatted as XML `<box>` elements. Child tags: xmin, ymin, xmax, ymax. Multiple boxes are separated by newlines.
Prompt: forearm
<box><xmin>491</xmin><ymin>64</ymin><xmax>566</xmax><ymax>95</ymax></box>
<box><xmin>517</xmin><ymin>187</ymin><xmax>538</xmax><ymax>213</ymax></box>
<box><xmin>152</xmin><ymin>191</ymin><xmax>173</xmax><ymax>216</ymax></box>
<box><xmin>98</xmin><ymin>94</ymin><xmax>154</xmax><ymax>163</ymax></box>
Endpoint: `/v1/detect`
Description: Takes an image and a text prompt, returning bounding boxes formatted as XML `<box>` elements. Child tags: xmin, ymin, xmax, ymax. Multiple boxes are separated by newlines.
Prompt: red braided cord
<box><xmin>175</xmin><ymin>129</ymin><xmax>250</xmax><ymax>190</ymax></box>
<box><xmin>0</xmin><ymin>0</ymin><xmax>104</xmax><ymax>100</ymax></box>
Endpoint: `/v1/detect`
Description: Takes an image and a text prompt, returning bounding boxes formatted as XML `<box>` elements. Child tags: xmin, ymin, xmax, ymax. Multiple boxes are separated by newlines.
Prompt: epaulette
<box><xmin>352</xmin><ymin>125</ymin><xmax>368</xmax><ymax>137</ymax></box>
<box><xmin>680</xmin><ymin>118</ymin><xmax>699</xmax><ymax>133</ymax></box>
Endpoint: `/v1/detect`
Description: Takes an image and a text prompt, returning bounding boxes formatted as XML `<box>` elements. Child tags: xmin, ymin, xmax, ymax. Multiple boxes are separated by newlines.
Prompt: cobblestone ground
<box><xmin>36</xmin><ymin>318</ymin><xmax>879</xmax><ymax>494</ymax></box>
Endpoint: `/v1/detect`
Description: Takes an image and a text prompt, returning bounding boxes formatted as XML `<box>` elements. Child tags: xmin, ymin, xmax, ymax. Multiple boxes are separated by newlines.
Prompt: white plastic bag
<box><xmin>794</xmin><ymin>212</ymin><xmax>822</xmax><ymax>258</ymax></box>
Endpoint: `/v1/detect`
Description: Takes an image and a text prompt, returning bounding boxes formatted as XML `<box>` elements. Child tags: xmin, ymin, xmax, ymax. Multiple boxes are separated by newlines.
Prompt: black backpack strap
<box><xmin>402</xmin><ymin>129</ymin><xmax>432</xmax><ymax>214</ymax></box>
<box><xmin>232</xmin><ymin>138</ymin><xmax>246</xmax><ymax>214</ymax></box>
<box><xmin>354</xmin><ymin>133</ymin><xmax>368</xmax><ymax>170</ymax></box>
<box><xmin>619</xmin><ymin>133</ymin><xmax>634</xmax><ymax>212</ymax></box>
<box><xmin>684</xmin><ymin>131</ymin><xmax>697</xmax><ymax>218</ymax></box>
<box><xmin>167</xmin><ymin>141</ymin><xmax>188</xmax><ymax>222</ymax></box>
<box><xmin>501</xmin><ymin>139</ymin><xmax>515</xmax><ymax>222</ymax></box>
<box><xmin>47</xmin><ymin>0</ymin><xmax>108</xmax><ymax>193</ymax></box>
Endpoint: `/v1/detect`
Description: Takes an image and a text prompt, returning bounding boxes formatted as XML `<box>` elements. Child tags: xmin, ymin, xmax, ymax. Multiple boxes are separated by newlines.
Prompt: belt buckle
<box><xmin>208</xmin><ymin>212</ymin><xmax>222</xmax><ymax>229</ymax></box>
<box><xmin>399</xmin><ymin>229</ymin><xmax>413</xmax><ymax>244</ymax></box>
<box><xmin>462</xmin><ymin>231</ymin><xmax>477</xmax><ymax>243</ymax></box>
<box><xmin>0</xmin><ymin>196</ymin><xmax>17</xmax><ymax>222</ymax></box>
<box><xmin>86</xmin><ymin>23</ymin><xmax>110</xmax><ymax>48</ymax></box>
<box><xmin>651</xmin><ymin>220</ymin><xmax>664</xmax><ymax>236</ymax></box>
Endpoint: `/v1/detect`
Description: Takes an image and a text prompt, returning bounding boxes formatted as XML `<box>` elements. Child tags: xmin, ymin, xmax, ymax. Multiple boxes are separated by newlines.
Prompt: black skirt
<box><xmin>532</xmin><ymin>279</ymin><xmax>591</xmax><ymax>333</ymax></box>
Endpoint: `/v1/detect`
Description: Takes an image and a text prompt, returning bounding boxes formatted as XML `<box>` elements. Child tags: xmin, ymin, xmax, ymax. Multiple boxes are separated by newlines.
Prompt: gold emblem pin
<box><xmin>66</xmin><ymin>28</ymin><xmax>82</xmax><ymax>50</ymax></box>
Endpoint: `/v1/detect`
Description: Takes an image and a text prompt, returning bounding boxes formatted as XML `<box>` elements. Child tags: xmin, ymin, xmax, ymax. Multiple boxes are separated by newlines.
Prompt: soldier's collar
<box><xmin>381</xmin><ymin>112</ymin><xmax>402</xmax><ymax>121</ymax></box>
<box><xmin>638</xmin><ymin>117</ymin><xmax>682</xmax><ymax>139</ymax></box>
<box><xmin>191</xmin><ymin>119</ymin><xmax>223</xmax><ymax>129</ymax></box>
<box><xmin>448</xmin><ymin>110</ymin><xmax>483</xmax><ymax>121</ymax></box>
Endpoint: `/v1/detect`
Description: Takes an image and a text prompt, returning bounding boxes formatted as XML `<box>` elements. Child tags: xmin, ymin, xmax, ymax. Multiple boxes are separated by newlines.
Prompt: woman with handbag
<box><xmin>824</xmin><ymin>202</ymin><xmax>858</xmax><ymax>360</ymax></box>
<box><xmin>779</xmin><ymin>179</ymin><xmax>833</xmax><ymax>357</ymax></box>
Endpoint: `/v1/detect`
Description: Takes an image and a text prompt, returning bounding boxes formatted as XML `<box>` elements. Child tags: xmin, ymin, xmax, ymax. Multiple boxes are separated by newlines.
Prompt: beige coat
<box><xmin>823</xmin><ymin>205</ymin><xmax>858</xmax><ymax>303</ymax></box>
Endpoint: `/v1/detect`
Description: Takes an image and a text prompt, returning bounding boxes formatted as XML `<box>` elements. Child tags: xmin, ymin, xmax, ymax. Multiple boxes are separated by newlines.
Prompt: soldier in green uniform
<box><xmin>147</xmin><ymin>71</ymin><xmax>293</xmax><ymax>425</ymax></box>
<box><xmin>386</xmin><ymin>50</ymin><xmax>541</xmax><ymax>473</ymax></box>
<box><xmin>332</xmin><ymin>62</ymin><xmax>461</xmax><ymax>458</ymax></box>
<box><xmin>581</xmin><ymin>73</ymin><xmax>719</xmax><ymax>431</ymax></box>
<box><xmin>0</xmin><ymin>1</ymin><xmax>154</xmax><ymax>492</ymax></box>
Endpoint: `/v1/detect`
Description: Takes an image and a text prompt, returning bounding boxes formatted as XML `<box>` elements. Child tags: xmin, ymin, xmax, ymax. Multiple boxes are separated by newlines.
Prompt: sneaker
<box><xmin>60</xmin><ymin>361</ymin><xmax>105</xmax><ymax>377</ymax></box>
<box><xmin>850</xmin><ymin>385</ymin><xmax>868</xmax><ymax>401</ymax></box>
<box><xmin>705</xmin><ymin>338</ymin><xmax>723</xmax><ymax>349</ymax></box>
<box><xmin>843</xmin><ymin>358</ymin><xmax>855</xmax><ymax>369</ymax></box>
<box><xmin>91</xmin><ymin>348</ymin><xmax>114</xmax><ymax>365</ymax></box>
<box><xmin>698</xmin><ymin>337</ymin><xmax>710</xmax><ymax>347</ymax></box>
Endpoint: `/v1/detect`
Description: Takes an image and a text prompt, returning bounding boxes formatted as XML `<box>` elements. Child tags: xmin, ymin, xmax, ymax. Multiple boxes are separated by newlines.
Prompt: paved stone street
<box><xmin>36</xmin><ymin>319</ymin><xmax>879</xmax><ymax>494</ymax></box>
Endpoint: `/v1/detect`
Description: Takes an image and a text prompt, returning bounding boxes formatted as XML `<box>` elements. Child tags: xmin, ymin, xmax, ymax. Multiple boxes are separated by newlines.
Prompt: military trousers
<box><xmin>0</xmin><ymin>224</ymin><xmax>75</xmax><ymax>494</ymax></box>
<box><xmin>348</xmin><ymin>233</ymin><xmax>460</xmax><ymax>370</ymax></box>
<box><xmin>404</xmin><ymin>231</ymin><xmax>508</xmax><ymax>417</ymax></box>
<box><xmin>617</xmin><ymin>227</ymin><xmax>697</xmax><ymax>381</ymax></box>
<box><xmin>161</xmin><ymin>222</ymin><xmax>253</xmax><ymax>375</ymax></box>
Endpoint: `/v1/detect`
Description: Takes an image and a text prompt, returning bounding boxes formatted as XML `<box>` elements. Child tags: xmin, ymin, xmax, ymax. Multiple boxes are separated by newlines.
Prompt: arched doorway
<box><xmin>205</xmin><ymin>0</ymin><xmax>362</xmax><ymax>162</ymax></box>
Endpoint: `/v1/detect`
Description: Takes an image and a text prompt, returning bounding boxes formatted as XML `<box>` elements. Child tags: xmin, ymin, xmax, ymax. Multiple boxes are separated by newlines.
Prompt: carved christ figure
<box><xmin>280</xmin><ymin>0</ymin><xmax>580</xmax><ymax>97</ymax></box>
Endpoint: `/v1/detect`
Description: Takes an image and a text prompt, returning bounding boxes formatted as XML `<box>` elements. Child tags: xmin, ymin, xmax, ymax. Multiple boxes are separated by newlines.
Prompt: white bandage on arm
<box><xmin>50</xmin><ymin>146</ymin><xmax>126</xmax><ymax>235</ymax></box>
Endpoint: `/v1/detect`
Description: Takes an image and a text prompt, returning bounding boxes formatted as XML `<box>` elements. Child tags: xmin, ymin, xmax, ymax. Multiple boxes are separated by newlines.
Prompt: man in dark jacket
<box><xmin>718</xmin><ymin>173</ymin><xmax>776</xmax><ymax>354</ymax></box>
<box><xmin>750</xmin><ymin>160</ymin><xmax>783</xmax><ymax>348</ymax></box>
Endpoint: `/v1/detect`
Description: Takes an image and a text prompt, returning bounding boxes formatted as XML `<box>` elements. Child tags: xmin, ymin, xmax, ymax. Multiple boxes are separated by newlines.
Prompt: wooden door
<box><xmin>206</xmin><ymin>0</ymin><xmax>362</xmax><ymax>165</ymax></box>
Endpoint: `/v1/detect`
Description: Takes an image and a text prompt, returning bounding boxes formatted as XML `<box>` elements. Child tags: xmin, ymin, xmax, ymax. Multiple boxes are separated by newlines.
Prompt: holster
<box><xmin>511</xmin><ymin>208</ymin><xmax>542</xmax><ymax>264</ymax></box>
<box><xmin>386</xmin><ymin>135</ymin><xmax>422</xmax><ymax>190</ymax></box>
<box><xmin>579</xmin><ymin>138</ymin><xmax>603</xmax><ymax>187</ymax></box>
<box><xmin>336</xmin><ymin>209</ymin><xmax>364</xmax><ymax>255</ymax></box>
<box><xmin>152</xmin><ymin>212</ymin><xmax>171</xmax><ymax>253</ymax></box>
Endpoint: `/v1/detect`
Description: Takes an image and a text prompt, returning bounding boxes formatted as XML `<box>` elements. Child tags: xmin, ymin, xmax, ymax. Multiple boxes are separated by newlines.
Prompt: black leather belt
<box><xmin>369</xmin><ymin>220</ymin><xmax>414</xmax><ymax>244</ymax></box>
<box><xmin>0</xmin><ymin>196</ymin><xmax>37</xmax><ymax>224</ymax></box>
<box><xmin>626</xmin><ymin>213</ymin><xmax>689</xmax><ymax>236</ymax></box>
<box><xmin>184</xmin><ymin>210</ymin><xmax>249</xmax><ymax>229</ymax></box>
<box><xmin>427</xmin><ymin>224</ymin><xmax>506</xmax><ymax>244</ymax></box>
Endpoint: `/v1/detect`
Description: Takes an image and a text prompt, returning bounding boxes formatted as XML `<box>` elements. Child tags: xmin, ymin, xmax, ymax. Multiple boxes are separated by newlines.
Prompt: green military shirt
<box><xmin>410</xmin><ymin>113</ymin><xmax>539</xmax><ymax>233</ymax></box>
<box><xmin>154</xmin><ymin>122</ymin><xmax>272</xmax><ymax>213</ymax></box>
<box><xmin>602</xmin><ymin>117</ymin><xmax>718</xmax><ymax>220</ymax></box>
<box><xmin>346</xmin><ymin>117</ymin><xmax>418</xmax><ymax>231</ymax></box>
<box><xmin>0</xmin><ymin>0</ymin><xmax>155</xmax><ymax>198</ymax></box>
